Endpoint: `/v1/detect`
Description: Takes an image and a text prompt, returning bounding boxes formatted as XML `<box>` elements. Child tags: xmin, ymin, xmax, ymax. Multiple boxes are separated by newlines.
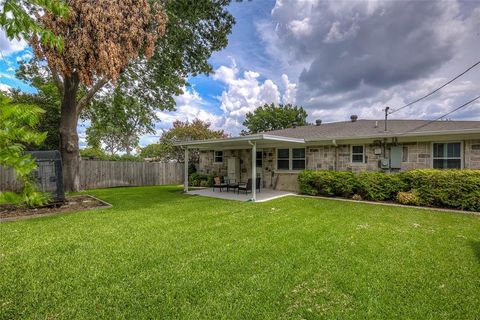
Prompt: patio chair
<box><xmin>237</xmin><ymin>178</ymin><xmax>261</xmax><ymax>194</ymax></box>
<box><xmin>212</xmin><ymin>176</ymin><xmax>227</xmax><ymax>192</ymax></box>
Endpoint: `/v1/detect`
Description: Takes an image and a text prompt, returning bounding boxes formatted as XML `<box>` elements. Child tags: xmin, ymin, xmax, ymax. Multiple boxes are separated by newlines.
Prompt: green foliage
<box><xmin>140</xmin><ymin>144</ymin><xmax>164</xmax><ymax>159</ymax></box>
<box><xmin>79</xmin><ymin>147</ymin><xmax>143</xmax><ymax>162</ymax></box>
<box><xmin>83</xmin><ymin>86</ymin><xmax>157</xmax><ymax>156</ymax></box>
<box><xmin>0</xmin><ymin>0</ymin><xmax>68</xmax><ymax>50</ymax></box>
<box><xmin>357</xmin><ymin>171</ymin><xmax>406</xmax><ymax>201</ymax></box>
<box><xmin>241</xmin><ymin>103</ymin><xmax>309</xmax><ymax>135</ymax></box>
<box><xmin>120</xmin><ymin>0</ymin><xmax>235</xmax><ymax>110</ymax></box>
<box><xmin>298</xmin><ymin>169</ymin><xmax>480</xmax><ymax>211</ymax></box>
<box><xmin>10</xmin><ymin>88</ymin><xmax>61</xmax><ymax>150</ymax></box>
<box><xmin>0</xmin><ymin>93</ymin><xmax>50</xmax><ymax>207</ymax></box>
<box><xmin>158</xmin><ymin>119</ymin><xmax>227</xmax><ymax>163</ymax></box>
<box><xmin>189</xmin><ymin>173</ymin><xmax>213</xmax><ymax>187</ymax></box>
<box><xmin>298</xmin><ymin>170</ymin><xmax>357</xmax><ymax>197</ymax></box>
<box><xmin>401</xmin><ymin>169</ymin><xmax>480</xmax><ymax>211</ymax></box>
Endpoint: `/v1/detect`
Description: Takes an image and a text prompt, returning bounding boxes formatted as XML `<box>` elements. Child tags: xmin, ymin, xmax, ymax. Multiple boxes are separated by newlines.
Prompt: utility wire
<box><xmin>390</xmin><ymin>60</ymin><xmax>480</xmax><ymax>115</ymax></box>
<box><xmin>399</xmin><ymin>94</ymin><xmax>480</xmax><ymax>135</ymax></box>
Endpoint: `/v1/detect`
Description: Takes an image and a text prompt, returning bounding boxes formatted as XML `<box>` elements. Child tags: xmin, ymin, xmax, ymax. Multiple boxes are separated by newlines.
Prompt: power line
<box><xmin>399</xmin><ymin>94</ymin><xmax>480</xmax><ymax>135</ymax></box>
<box><xmin>390</xmin><ymin>60</ymin><xmax>480</xmax><ymax>115</ymax></box>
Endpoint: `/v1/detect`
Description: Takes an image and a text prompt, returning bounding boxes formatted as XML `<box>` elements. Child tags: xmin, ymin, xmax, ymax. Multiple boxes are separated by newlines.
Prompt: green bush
<box><xmin>189</xmin><ymin>173</ymin><xmax>213</xmax><ymax>187</ymax></box>
<box><xmin>298</xmin><ymin>170</ymin><xmax>358</xmax><ymax>197</ymax></box>
<box><xmin>298</xmin><ymin>169</ymin><xmax>480</xmax><ymax>211</ymax></box>
<box><xmin>297</xmin><ymin>170</ymin><xmax>317</xmax><ymax>195</ymax></box>
<box><xmin>357</xmin><ymin>171</ymin><xmax>406</xmax><ymax>201</ymax></box>
<box><xmin>401</xmin><ymin>169</ymin><xmax>480</xmax><ymax>211</ymax></box>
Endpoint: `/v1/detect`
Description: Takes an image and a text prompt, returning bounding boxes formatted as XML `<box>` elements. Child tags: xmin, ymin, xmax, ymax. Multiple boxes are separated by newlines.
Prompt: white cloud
<box><xmin>0</xmin><ymin>83</ymin><xmax>11</xmax><ymax>92</ymax></box>
<box><xmin>16</xmin><ymin>51</ymin><xmax>32</xmax><ymax>62</ymax></box>
<box><xmin>156</xmin><ymin>86</ymin><xmax>224</xmax><ymax>132</ymax></box>
<box><xmin>0</xmin><ymin>30</ymin><xmax>27</xmax><ymax>55</ymax></box>
<box><xmin>213</xmin><ymin>63</ymin><xmax>297</xmax><ymax>134</ymax></box>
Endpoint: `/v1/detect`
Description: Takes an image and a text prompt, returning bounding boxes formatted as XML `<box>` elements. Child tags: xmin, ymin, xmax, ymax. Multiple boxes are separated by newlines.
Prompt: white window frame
<box><xmin>431</xmin><ymin>141</ymin><xmax>463</xmax><ymax>169</ymax></box>
<box><xmin>275</xmin><ymin>147</ymin><xmax>306</xmax><ymax>171</ymax></box>
<box><xmin>351</xmin><ymin>145</ymin><xmax>365</xmax><ymax>164</ymax></box>
<box><xmin>213</xmin><ymin>150</ymin><xmax>224</xmax><ymax>164</ymax></box>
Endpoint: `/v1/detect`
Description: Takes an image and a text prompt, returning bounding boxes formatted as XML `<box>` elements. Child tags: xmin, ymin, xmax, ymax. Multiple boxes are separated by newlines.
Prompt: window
<box><xmin>276</xmin><ymin>148</ymin><xmax>306</xmax><ymax>170</ymax></box>
<box><xmin>351</xmin><ymin>145</ymin><xmax>364</xmax><ymax>163</ymax></box>
<box><xmin>292</xmin><ymin>148</ymin><xmax>306</xmax><ymax>170</ymax></box>
<box><xmin>277</xmin><ymin>149</ymin><xmax>290</xmax><ymax>170</ymax></box>
<box><xmin>433</xmin><ymin>142</ymin><xmax>462</xmax><ymax>169</ymax></box>
<box><xmin>256</xmin><ymin>151</ymin><xmax>263</xmax><ymax>167</ymax></box>
<box><xmin>214</xmin><ymin>151</ymin><xmax>223</xmax><ymax>163</ymax></box>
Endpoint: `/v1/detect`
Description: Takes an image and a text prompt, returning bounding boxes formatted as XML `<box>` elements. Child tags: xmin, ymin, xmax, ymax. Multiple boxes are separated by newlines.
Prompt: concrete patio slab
<box><xmin>187</xmin><ymin>188</ymin><xmax>295</xmax><ymax>202</ymax></box>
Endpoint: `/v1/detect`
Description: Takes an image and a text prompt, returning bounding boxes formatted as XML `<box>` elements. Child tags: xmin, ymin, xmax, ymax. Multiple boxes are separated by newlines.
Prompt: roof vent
<box><xmin>315</xmin><ymin>119</ymin><xmax>322</xmax><ymax>126</ymax></box>
<box><xmin>292</xmin><ymin>121</ymin><xmax>297</xmax><ymax>128</ymax></box>
<box><xmin>350</xmin><ymin>115</ymin><xmax>358</xmax><ymax>122</ymax></box>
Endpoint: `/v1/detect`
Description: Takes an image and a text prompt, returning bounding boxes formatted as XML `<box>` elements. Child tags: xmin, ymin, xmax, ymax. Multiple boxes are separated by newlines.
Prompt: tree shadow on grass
<box><xmin>470</xmin><ymin>241</ymin><xmax>480</xmax><ymax>263</ymax></box>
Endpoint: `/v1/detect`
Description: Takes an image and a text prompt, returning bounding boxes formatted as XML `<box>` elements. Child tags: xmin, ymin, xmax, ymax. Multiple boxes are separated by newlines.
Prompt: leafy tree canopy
<box><xmin>26</xmin><ymin>0</ymin><xmax>235</xmax><ymax>191</ymax></box>
<box><xmin>241</xmin><ymin>103</ymin><xmax>309</xmax><ymax>135</ymax></box>
<box><xmin>146</xmin><ymin>119</ymin><xmax>227</xmax><ymax>163</ymax></box>
<box><xmin>83</xmin><ymin>86</ymin><xmax>157</xmax><ymax>156</ymax></box>
<box><xmin>0</xmin><ymin>0</ymin><xmax>68</xmax><ymax>50</ymax></box>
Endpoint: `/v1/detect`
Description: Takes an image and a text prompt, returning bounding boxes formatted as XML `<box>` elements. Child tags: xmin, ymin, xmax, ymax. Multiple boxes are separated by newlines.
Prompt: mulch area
<box><xmin>0</xmin><ymin>195</ymin><xmax>111</xmax><ymax>221</ymax></box>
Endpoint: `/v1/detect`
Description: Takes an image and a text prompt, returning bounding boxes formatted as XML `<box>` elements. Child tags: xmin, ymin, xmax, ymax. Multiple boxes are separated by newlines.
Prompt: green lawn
<box><xmin>1</xmin><ymin>186</ymin><xmax>479</xmax><ymax>319</ymax></box>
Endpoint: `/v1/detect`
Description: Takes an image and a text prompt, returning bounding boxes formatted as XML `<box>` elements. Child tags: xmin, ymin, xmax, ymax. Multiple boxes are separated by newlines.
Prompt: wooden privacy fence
<box><xmin>0</xmin><ymin>160</ymin><xmax>184</xmax><ymax>191</ymax></box>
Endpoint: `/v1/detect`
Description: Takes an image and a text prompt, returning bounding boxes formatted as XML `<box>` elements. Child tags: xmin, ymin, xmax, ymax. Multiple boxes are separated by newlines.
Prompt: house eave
<box><xmin>174</xmin><ymin>134</ymin><xmax>305</xmax><ymax>149</ymax></box>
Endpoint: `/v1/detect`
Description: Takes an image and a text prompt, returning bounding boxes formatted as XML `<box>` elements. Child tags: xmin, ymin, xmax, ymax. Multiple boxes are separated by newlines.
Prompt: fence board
<box><xmin>0</xmin><ymin>160</ymin><xmax>184</xmax><ymax>191</ymax></box>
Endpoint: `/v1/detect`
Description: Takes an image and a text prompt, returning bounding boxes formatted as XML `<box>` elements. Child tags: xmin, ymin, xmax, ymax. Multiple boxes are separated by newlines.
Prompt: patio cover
<box><xmin>175</xmin><ymin>134</ymin><xmax>305</xmax><ymax>201</ymax></box>
<box><xmin>175</xmin><ymin>134</ymin><xmax>305</xmax><ymax>150</ymax></box>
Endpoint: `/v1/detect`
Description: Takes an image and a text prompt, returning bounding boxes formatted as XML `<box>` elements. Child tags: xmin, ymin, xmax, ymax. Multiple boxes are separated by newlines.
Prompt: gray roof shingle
<box><xmin>261</xmin><ymin>119</ymin><xmax>480</xmax><ymax>141</ymax></box>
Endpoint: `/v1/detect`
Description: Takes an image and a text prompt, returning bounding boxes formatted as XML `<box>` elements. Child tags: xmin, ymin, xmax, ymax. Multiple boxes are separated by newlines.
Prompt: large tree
<box><xmin>84</xmin><ymin>87</ymin><xmax>157</xmax><ymax>155</ymax></box>
<box><xmin>142</xmin><ymin>119</ymin><xmax>227</xmax><ymax>163</ymax></box>
<box><xmin>30</xmin><ymin>0</ymin><xmax>234</xmax><ymax>191</ymax></box>
<box><xmin>241</xmin><ymin>103</ymin><xmax>309</xmax><ymax>135</ymax></box>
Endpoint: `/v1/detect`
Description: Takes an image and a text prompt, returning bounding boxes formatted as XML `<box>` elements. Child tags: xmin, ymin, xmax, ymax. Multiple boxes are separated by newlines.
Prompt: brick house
<box><xmin>177</xmin><ymin>118</ymin><xmax>480</xmax><ymax>200</ymax></box>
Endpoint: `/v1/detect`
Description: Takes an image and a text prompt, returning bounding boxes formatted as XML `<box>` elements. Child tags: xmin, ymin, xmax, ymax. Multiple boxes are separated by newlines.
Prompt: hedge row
<box><xmin>298</xmin><ymin>169</ymin><xmax>480</xmax><ymax>212</ymax></box>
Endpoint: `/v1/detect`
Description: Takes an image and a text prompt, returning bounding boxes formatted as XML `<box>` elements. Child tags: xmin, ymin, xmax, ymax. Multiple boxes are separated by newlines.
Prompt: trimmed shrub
<box><xmin>401</xmin><ymin>169</ymin><xmax>480</xmax><ymax>211</ymax></box>
<box><xmin>189</xmin><ymin>173</ymin><xmax>213</xmax><ymax>187</ymax></box>
<box><xmin>298</xmin><ymin>170</ymin><xmax>317</xmax><ymax>195</ymax></box>
<box><xmin>357</xmin><ymin>171</ymin><xmax>406</xmax><ymax>201</ymax></box>
<box><xmin>298</xmin><ymin>168</ymin><xmax>480</xmax><ymax>211</ymax></box>
<box><xmin>397</xmin><ymin>190</ymin><xmax>420</xmax><ymax>206</ymax></box>
<box><xmin>298</xmin><ymin>170</ymin><xmax>358</xmax><ymax>197</ymax></box>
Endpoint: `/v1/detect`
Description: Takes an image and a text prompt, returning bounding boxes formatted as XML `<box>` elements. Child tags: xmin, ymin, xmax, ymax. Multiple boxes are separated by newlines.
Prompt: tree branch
<box><xmin>76</xmin><ymin>78</ymin><xmax>109</xmax><ymax>113</ymax></box>
<box><xmin>50</xmin><ymin>65</ymin><xmax>64</xmax><ymax>94</ymax></box>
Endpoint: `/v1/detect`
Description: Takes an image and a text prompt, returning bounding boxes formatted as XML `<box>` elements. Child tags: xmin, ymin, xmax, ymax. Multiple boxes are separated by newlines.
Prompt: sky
<box><xmin>1</xmin><ymin>0</ymin><xmax>480</xmax><ymax>148</ymax></box>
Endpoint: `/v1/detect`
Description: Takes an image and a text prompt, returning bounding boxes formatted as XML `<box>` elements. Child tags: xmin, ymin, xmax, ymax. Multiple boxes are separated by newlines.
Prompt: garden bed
<box><xmin>0</xmin><ymin>195</ymin><xmax>111</xmax><ymax>221</ymax></box>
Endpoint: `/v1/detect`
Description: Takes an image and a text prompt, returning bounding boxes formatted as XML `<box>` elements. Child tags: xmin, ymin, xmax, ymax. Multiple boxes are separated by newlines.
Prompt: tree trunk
<box><xmin>60</xmin><ymin>74</ymin><xmax>81</xmax><ymax>192</ymax></box>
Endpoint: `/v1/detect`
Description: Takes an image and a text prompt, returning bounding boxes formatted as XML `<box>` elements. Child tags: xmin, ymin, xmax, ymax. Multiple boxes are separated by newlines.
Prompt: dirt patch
<box><xmin>0</xmin><ymin>195</ymin><xmax>111</xmax><ymax>221</ymax></box>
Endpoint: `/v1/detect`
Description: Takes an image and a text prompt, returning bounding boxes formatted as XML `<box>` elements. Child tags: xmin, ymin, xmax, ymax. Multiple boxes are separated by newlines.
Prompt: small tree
<box><xmin>0</xmin><ymin>94</ymin><xmax>49</xmax><ymax>206</ymax></box>
<box><xmin>241</xmin><ymin>103</ymin><xmax>309</xmax><ymax>135</ymax></box>
<box><xmin>152</xmin><ymin>119</ymin><xmax>227</xmax><ymax>163</ymax></box>
<box><xmin>84</xmin><ymin>88</ymin><xmax>157</xmax><ymax>156</ymax></box>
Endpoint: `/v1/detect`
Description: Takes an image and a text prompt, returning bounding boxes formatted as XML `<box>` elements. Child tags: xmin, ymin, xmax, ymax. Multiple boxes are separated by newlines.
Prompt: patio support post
<box><xmin>250</xmin><ymin>141</ymin><xmax>256</xmax><ymax>202</ymax></box>
<box><xmin>184</xmin><ymin>147</ymin><xmax>189</xmax><ymax>193</ymax></box>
